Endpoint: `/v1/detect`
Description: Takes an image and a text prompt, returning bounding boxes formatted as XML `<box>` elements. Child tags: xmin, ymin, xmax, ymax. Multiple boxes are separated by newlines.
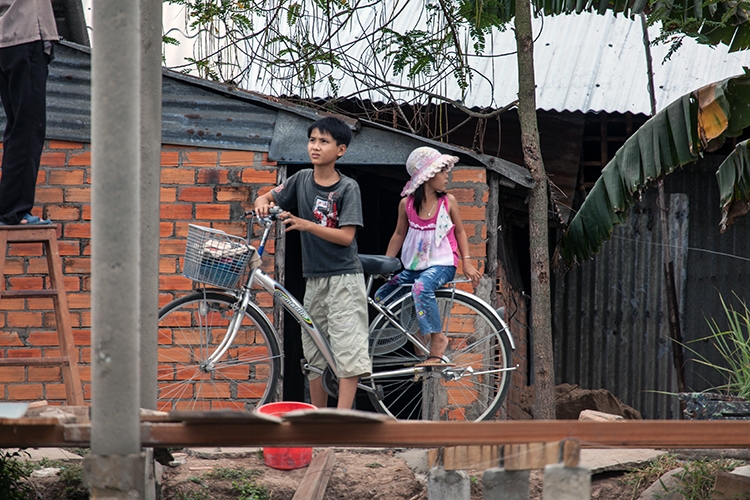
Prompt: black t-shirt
<box><xmin>272</xmin><ymin>169</ymin><xmax>363</xmax><ymax>277</ymax></box>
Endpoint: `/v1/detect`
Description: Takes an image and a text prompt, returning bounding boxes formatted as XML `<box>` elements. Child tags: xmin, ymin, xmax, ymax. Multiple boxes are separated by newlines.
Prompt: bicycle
<box><xmin>156</xmin><ymin>210</ymin><xmax>516</xmax><ymax>421</ymax></box>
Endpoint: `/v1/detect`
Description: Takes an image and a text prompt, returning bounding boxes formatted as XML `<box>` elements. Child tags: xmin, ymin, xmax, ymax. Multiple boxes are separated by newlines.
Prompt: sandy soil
<box><xmin>156</xmin><ymin>448</ymin><xmax>636</xmax><ymax>500</ymax></box>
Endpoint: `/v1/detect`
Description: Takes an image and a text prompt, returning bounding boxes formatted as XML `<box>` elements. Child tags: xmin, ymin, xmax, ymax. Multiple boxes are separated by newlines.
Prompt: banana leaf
<box><xmin>718</xmin><ymin>139</ymin><xmax>750</xmax><ymax>232</ymax></box>
<box><xmin>558</xmin><ymin>70</ymin><xmax>750</xmax><ymax>265</ymax></box>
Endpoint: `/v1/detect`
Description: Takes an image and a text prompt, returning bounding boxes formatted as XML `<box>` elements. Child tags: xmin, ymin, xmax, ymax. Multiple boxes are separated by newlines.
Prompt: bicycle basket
<box><xmin>183</xmin><ymin>224</ymin><xmax>253</xmax><ymax>289</ymax></box>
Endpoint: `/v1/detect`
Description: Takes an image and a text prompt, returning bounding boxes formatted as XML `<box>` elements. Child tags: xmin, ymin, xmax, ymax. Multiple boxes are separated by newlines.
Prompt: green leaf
<box><xmin>558</xmin><ymin>72</ymin><xmax>750</xmax><ymax>265</ymax></box>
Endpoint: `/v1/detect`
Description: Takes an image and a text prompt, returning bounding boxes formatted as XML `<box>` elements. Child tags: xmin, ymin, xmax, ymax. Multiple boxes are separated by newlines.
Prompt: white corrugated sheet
<box><xmin>82</xmin><ymin>1</ymin><xmax>750</xmax><ymax>114</ymax></box>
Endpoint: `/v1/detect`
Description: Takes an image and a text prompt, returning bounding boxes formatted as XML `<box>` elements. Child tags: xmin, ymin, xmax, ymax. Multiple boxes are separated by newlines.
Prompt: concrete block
<box><xmin>84</xmin><ymin>451</ymin><xmax>156</xmax><ymax>500</ymax></box>
<box><xmin>542</xmin><ymin>464</ymin><xmax>591</xmax><ymax>500</ymax></box>
<box><xmin>483</xmin><ymin>467</ymin><xmax>529</xmax><ymax>500</ymax></box>
<box><xmin>428</xmin><ymin>467</ymin><xmax>470</xmax><ymax>500</ymax></box>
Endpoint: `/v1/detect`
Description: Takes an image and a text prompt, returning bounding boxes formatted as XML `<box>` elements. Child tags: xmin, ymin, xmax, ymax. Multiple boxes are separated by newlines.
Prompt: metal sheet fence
<box><xmin>553</xmin><ymin>161</ymin><xmax>750</xmax><ymax>419</ymax></box>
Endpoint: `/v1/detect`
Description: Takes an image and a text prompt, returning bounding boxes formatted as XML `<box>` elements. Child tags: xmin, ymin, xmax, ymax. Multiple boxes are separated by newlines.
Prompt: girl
<box><xmin>375</xmin><ymin>146</ymin><xmax>482</xmax><ymax>365</ymax></box>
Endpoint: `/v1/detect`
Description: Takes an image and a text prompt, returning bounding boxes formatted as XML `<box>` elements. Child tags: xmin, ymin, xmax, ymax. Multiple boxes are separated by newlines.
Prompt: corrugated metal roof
<box><xmin>157</xmin><ymin>4</ymin><xmax>750</xmax><ymax>115</ymax></box>
<box><xmin>43</xmin><ymin>43</ymin><xmax>279</xmax><ymax>152</ymax></box>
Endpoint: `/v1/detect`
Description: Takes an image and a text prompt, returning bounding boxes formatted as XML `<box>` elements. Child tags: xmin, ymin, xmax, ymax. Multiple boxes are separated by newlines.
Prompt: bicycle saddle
<box><xmin>358</xmin><ymin>254</ymin><xmax>402</xmax><ymax>275</ymax></box>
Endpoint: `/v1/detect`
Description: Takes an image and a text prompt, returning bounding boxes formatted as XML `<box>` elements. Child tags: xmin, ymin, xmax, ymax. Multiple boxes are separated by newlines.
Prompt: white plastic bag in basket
<box><xmin>202</xmin><ymin>238</ymin><xmax>249</xmax><ymax>259</ymax></box>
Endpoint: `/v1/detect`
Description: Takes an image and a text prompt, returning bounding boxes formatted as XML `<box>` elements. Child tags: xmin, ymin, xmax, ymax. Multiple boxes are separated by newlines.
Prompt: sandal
<box><xmin>20</xmin><ymin>214</ymin><xmax>51</xmax><ymax>225</ymax></box>
<box><xmin>415</xmin><ymin>356</ymin><xmax>456</xmax><ymax>367</ymax></box>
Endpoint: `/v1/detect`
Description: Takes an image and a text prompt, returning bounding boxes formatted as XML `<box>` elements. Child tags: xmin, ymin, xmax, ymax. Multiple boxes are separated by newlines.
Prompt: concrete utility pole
<box><xmin>84</xmin><ymin>0</ymin><xmax>155</xmax><ymax>497</ymax></box>
<box><xmin>139</xmin><ymin>0</ymin><xmax>162</xmax><ymax>412</ymax></box>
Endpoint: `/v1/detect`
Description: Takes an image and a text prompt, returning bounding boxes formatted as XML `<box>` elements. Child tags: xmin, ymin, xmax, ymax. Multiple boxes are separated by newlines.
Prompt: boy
<box><xmin>254</xmin><ymin>116</ymin><xmax>370</xmax><ymax>410</ymax></box>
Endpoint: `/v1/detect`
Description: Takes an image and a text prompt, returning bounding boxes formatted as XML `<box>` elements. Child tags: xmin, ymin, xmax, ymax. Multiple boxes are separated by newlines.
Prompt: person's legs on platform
<box><xmin>0</xmin><ymin>41</ymin><xmax>49</xmax><ymax>225</ymax></box>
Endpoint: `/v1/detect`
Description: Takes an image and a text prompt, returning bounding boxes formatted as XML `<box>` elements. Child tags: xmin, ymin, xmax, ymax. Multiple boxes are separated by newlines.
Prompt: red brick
<box><xmin>197</xmin><ymin>168</ymin><xmax>229</xmax><ymax>184</ymax></box>
<box><xmin>257</xmin><ymin>185</ymin><xmax>274</xmax><ymax>196</ymax></box>
<box><xmin>67</xmin><ymin>293</ymin><xmax>91</xmax><ymax>309</ymax></box>
<box><xmin>64</xmin><ymin>187</ymin><xmax>91</xmax><ymax>203</ymax></box>
<box><xmin>27</xmin><ymin>331</ymin><xmax>59</xmax><ymax>346</ymax></box>
<box><xmin>216</xmin><ymin>186</ymin><xmax>251</xmax><ymax>202</ymax></box>
<box><xmin>161</xmin><ymin>187</ymin><xmax>176</xmax><ymax>202</ymax></box>
<box><xmin>459</xmin><ymin>206</ymin><xmax>485</xmax><ymax>221</ymax></box>
<box><xmin>161</xmin><ymin>168</ymin><xmax>195</xmax><ymax>184</ymax></box>
<box><xmin>241</xmin><ymin>168</ymin><xmax>276</xmax><ymax>184</ymax></box>
<box><xmin>8</xmin><ymin>384</ymin><xmax>43</xmax><ymax>400</ymax></box>
<box><xmin>159</xmin><ymin>258</ymin><xmax>177</xmax><ymax>273</ymax></box>
<box><xmin>7</xmin><ymin>277</ymin><xmax>44</xmax><ymax>290</ymax></box>
<box><xmin>161</xmin><ymin>151</ymin><xmax>180</xmax><ymax>166</ymax></box>
<box><xmin>8</xmin><ymin>243</ymin><xmax>43</xmax><ymax>256</ymax></box>
<box><xmin>64</xmin><ymin>276</ymin><xmax>81</xmax><ymax>291</ymax></box>
<box><xmin>28</xmin><ymin>366</ymin><xmax>61</xmax><ymax>381</ymax></box>
<box><xmin>8</xmin><ymin>349</ymin><xmax>42</xmax><ymax>358</ymax></box>
<box><xmin>64</xmin><ymin>222</ymin><xmax>91</xmax><ymax>239</ymax></box>
<box><xmin>45</xmin><ymin>205</ymin><xmax>81</xmax><ymax>220</ymax></box>
<box><xmin>195</xmin><ymin>204</ymin><xmax>230</xmax><ymax>220</ymax></box>
<box><xmin>36</xmin><ymin>170</ymin><xmax>47</xmax><ymax>184</ymax></box>
<box><xmin>160</xmin><ymin>204</ymin><xmax>193</xmax><ymax>220</ymax></box>
<box><xmin>159</xmin><ymin>275</ymin><xmax>193</xmax><ymax>291</ymax></box>
<box><xmin>451</xmin><ymin>167</ymin><xmax>486</xmax><ymax>183</ymax></box>
<box><xmin>0</xmin><ymin>332</ymin><xmax>23</xmax><ymax>347</ymax></box>
<box><xmin>184</xmin><ymin>151</ymin><xmax>218</xmax><ymax>167</ymax></box>
<box><xmin>160</xmin><ymin>239</ymin><xmax>185</xmax><ymax>256</ymax></box>
<box><xmin>261</xmin><ymin>153</ymin><xmax>276</xmax><ymax>166</ymax></box>
<box><xmin>40</xmin><ymin>152</ymin><xmax>67</xmax><ymax>167</ymax></box>
<box><xmin>26</xmin><ymin>298</ymin><xmax>54</xmax><ymax>310</ymax></box>
<box><xmin>57</xmin><ymin>240</ymin><xmax>81</xmax><ymax>256</ymax></box>
<box><xmin>178</xmin><ymin>186</ymin><xmax>214</xmax><ymax>202</ymax></box>
<box><xmin>82</xmin><ymin>205</ymin><xmax>91</xmax><ymax>220</ymax></box>
<box><xmin>49</xmin><ymin>169</ymin><xmax>86</xmax><ymax>185</ymax></box>
<box><xmin>219</xmin><ymin>151</ymin><xmax>255</xmax><ymax>166</ymax></box>
<box><xmin>48</xmin><ymin>140</ymin><xmax>84</xmax><ymax>149</ymax></box>
<box><xmin>69</xmin><ymin>152</ymin><xmax>91</xmax><ymax>166</ymax></box>
<box><xmin>159</xmin><ymin>222</ymin><xmax>175</xmax><ymax>238</ymax></box>
<box><xmin>64</xmin><ymin>258</ymin><xmax>90</xmax><ymax>274</ymax></box>
<box><xmin>45</xmin><ymin>384</ymin><xmax>67</xmax><ymax>400</ymax></box>
<box><xmin>2</xmin><ymin>260</ymin><xmax>23</xmax><ymax>274</ymax></box>
<box><xmin>0</xmin><ymin>298</ymin><xmax>25</xmax><ymax>310</ymax></box>
<box><xmin>36</xmin><ymin>187</ymin><xmax>64</xmax><ymax>203</ymax></box>
<box><xmin>7</xmin><ymin>312</ymin><xmax>42</xmax><ymax>327</ymax></box>
<box><xmin>450</xmin><ymin>188</ymin><xmax>476</xmax><ymax>203</ymax></box>
<box><xmin>0</xmin><ymin>367</ymin><xmax>24</xmax><ymax>382</ymax></box>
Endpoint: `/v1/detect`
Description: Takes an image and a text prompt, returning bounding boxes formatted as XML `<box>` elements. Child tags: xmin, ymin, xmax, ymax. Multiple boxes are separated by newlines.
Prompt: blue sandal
<box><xmin>19</xmin><ymin>214</ymin><xmax>51</xmax><ymax>225</ymax></box>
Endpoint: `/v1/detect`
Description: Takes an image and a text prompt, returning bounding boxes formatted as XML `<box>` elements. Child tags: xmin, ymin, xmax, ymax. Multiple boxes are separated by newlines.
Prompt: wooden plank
<box><xmin>2</xmin><ymin>419</ymin><xmax>750</xmax><ymax>449</ymax></box>
<box><xmin>169</xmin><ymin>410</ymin><xmax>281</xmax><ymax>424</ymax></box>
<box><xmin>138</xmin><ymin>421</ymin><xmax>750</xmax><ymax>449</ymax></box>
<box><xmin>0</xmin><ymin>357</ymin><xmax>69</xmax><ymax>367</ymax></box>
<box><xmin>441</xmin><ymin>446</ymin><xmax>500</xmax><ymax>471</ymax></box>
<box><xmin>1</xmin><ymin>290</ymin><xmax>59</xmax><ymax>298</ymax></box>
<box><xmin>504</xmin><ymin>441</ymin><xmax>561</xmax><ymax>471</ymax></box>
<box><xmin>712</xmin><ymin>471</ymin><xmax>750</xmax><ymax>499</ymax></box>
<box><xmin>561</xmin><ymin>439</ymin><xmax>580</xmax><ymax>467</ymax></box>
<box><xmin>282</xmin><ymin>408</ymin><xmax>394</xmax><ymax>424</ymax></box>
<box><xmin>291</xmin><ymin>449</ymin><xmax>336</xmax><ymax>500</ymax></box>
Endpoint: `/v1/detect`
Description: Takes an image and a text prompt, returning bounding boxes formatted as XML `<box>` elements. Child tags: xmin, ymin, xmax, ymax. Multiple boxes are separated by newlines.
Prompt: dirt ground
<box><xmin>156</xmin><ymin>447</ymin><xmax>638</xmax><ymax>500</ymax></box>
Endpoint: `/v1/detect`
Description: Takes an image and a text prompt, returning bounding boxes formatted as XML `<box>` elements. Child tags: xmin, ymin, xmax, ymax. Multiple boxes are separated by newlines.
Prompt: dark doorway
<box><xmin>280</xmin><ymin>163</ymin><xmax>408</xmax><ymax>408</ymax></box>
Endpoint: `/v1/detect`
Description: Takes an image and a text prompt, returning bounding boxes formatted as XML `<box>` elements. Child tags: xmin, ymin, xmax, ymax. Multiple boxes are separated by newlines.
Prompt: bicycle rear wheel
<box><xmin>366</xmin><ymin>290</ymin><xmax>513</xmax><ymax>421</ymax></box>
<box><xmin>157</xmin><ymin>291</ymin><xmax>281</xmax><ymax>411</ymax></box>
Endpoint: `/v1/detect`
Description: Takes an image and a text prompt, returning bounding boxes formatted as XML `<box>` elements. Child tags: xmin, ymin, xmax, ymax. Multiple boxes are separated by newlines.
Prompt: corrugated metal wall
<box><xmin>553</xmin><ymin>158</ymin><xmax>750</xmax><ymax>419</ymax></box>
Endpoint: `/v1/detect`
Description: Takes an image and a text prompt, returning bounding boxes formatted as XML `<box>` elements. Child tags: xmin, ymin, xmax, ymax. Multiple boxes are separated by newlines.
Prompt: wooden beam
<box><xmin>292</xmin><ymin>449</ymin><xmax>336</xmax><ymax>500</ymax></box>
<box><xmin>3</xmin><ymin>419</ymin><xmax>750</xmax><ymax>449</ymax></box>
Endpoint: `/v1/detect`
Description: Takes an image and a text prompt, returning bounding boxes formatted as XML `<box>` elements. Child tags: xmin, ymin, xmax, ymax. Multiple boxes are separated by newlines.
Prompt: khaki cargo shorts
<box><xmin>302</xmin><ymin>273</ymin><xmax>371</xmax><ymax>380</ymax></box>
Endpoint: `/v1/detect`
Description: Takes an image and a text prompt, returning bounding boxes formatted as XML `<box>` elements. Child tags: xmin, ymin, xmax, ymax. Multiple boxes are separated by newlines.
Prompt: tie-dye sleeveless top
<box><xmin>400</xmin><ymin>195</ymin><xmax>458</xmax><ymax>271</ymax></box>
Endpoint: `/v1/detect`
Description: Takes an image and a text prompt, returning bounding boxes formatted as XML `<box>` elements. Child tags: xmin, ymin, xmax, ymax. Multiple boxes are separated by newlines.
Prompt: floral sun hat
<box><xmin>401</xmin><ymin>146</ymin><xmax>459</xmax><ymax>197</ymax></box>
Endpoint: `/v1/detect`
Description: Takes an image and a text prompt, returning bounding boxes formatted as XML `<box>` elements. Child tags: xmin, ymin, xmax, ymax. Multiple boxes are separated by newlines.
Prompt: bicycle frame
<box><xmin>209</xmin><ymin>211</ymin><xmax>515</xmax><ymax>399</ymax></box>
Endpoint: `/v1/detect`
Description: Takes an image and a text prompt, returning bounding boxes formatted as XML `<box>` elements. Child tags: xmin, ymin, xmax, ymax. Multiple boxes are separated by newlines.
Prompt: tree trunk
<box><xmin>514</xmin><ymin>0</ymin><xmax>555</xmax><ymax>419</ymax></box>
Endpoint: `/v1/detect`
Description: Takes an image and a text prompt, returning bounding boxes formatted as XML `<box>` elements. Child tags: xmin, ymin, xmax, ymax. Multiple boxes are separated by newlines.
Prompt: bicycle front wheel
<box><xmin>157</xmin><ymin>291</ymin><xmax>281</xmax><ymax>411</ymax></box>
<box><xmin>367</xmin><ymin>290</ymin><xmax>513</xmax><ymax>421</ymax></box>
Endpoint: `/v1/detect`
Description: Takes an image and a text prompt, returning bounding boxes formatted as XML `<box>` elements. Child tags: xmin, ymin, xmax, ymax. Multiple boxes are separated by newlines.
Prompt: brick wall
<box><xmin>0</xmin><ymin>141</ymin><xmax>517</xmax><ymax>418</ymax></box>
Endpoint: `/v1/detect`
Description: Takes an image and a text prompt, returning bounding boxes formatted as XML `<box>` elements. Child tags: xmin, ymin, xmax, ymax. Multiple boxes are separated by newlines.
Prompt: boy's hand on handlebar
<box><xmin>254</xmin><ymin>200</ymin><xmax>276</xmax><ymax>217</ymax></box>
<box><xmin>279</xmin><ymin>211</ymin><xmax>312</xmax><ymax>233</ymax></box>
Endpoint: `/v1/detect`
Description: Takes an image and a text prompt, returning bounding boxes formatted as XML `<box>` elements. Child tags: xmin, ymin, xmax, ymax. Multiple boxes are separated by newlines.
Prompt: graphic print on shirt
<box><xmin>312</xmin><ymin>192</ymin><xmax>338</xmax><ymax>228</ymax></box>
